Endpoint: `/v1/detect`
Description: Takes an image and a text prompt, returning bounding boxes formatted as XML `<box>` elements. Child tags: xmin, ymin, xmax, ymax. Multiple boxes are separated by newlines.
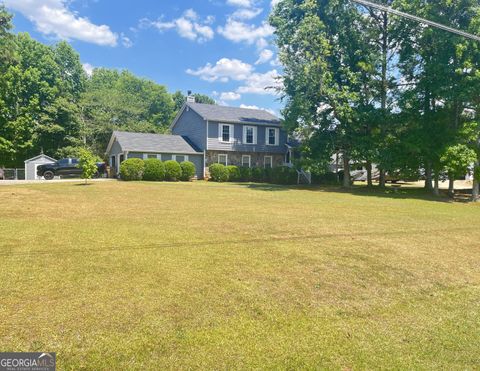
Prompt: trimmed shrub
<box><xmin>120</xmin><ymin>158</ymin><xmax>145</xmax><ymax>181</ymax></box>
<box><xmin>209</xmin><ymin>163</ymin><xmax>229</xmax><ymax>182</ymax></box>
<box><xmin>143</xmin><ymin>158</ymin><xmax>165</xmax><ymax>181</ymax></box>
<box><xmin>180</xmin><ymin>161</ymin><xmax>196</xmax><ymax>181</ymax></box>
<box><xmin>251</xmin><ymin>167</ymin><xmax>264</xmax><ymax>182</ymax></box>
<box><xmin>263</xmin><ymin>167</ymin><xmax>273</xmax><ymax>183</ymax></box>
<box><xmin>271</xmin><ymin>166</ymin><xmax>298</xmax><ymax>185</ymax></box>
<box><xmin>164</xmin><ymin>160</ymin><xmax>182</xmax><ymax>181</ymax></box>
<box><xmin>311</xmin><ymin>172</ymin><xmax>339</xmax><ymax>185</ymax></box>
<box><xmin>226</xmin><ymin>165</ymin><xmax>241</xmax><ymax>182</ymax></box>
<box><xmin>238</xmin><ymin>166</ymin><xmax>252</xmax><ymax>182</ymax></box>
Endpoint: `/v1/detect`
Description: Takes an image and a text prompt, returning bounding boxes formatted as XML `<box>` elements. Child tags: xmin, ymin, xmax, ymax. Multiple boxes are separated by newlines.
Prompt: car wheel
<box><xmin>43</xmin><ymin>171</ymin><xmax>54</xmax><ymax>180</ymax></box>
<box><xmin>93</xmin><ymin>171</ymin><xmax>101</xmax><ymax>179</ymax></box>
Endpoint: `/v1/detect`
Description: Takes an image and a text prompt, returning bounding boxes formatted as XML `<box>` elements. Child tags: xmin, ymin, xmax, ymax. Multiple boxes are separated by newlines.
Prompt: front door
<box><xmin>111</xmin><ymin>156</ymin><xmax>116</xmax><ymax>173</ymax></box>
<box><xmin>118</xmin><ymin>154</ymin><xmax>124</xmax><ymax>174</ymax></box>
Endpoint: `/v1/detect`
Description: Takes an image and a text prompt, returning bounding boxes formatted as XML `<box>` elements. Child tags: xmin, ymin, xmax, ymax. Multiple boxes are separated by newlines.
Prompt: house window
<box><xmin>219</xmin><ymin>124</ymin><xmax>233</xmax><ymax>143</ymax></box>
<box><xmin>266</xmin><ymin>127</ymin><xmax>279</xmax><ymax>146</ymax></box>
<box><xmin>264</xmin><ymin>156</ymin><xmax>273</xmax><ymax>168</ymax></box>
<box><xmin>218</xmin><ymin>154</ymin><xmax>228</xmax><ymax>166</ymax></box>
<box><xmin>173</xmin><ymin>155</ymin><xmax>188</xmax><ymax>163</ymax></box>
<box><xmin>243</xmin><ymin>126</ymin><xmax>257</xmax><ymax>144</ymax></box>
<box><xmin>143</xmin><ymin>153</ymin><xmax>158</xmax><ymax>160</ymax></box>
<box><xmin>242</xmin><ymin>155</ymin><xmax>251</xmax><ymax>168</ymax></box>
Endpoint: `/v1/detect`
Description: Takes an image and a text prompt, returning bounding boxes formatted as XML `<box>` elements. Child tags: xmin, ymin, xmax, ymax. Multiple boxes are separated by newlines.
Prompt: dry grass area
<box><xmin>1</xmin><ymin>181</ymin><xmax>479</xmax><ymax>369</ymax></box>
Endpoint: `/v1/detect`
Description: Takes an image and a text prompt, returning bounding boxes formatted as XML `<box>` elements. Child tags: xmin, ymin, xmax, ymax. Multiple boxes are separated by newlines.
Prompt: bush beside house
<box><xmin>164</xmin><ymin>160</ymin><xmax>182</xmax><ymax>181</ymax></box>
<box><xmin>143</xmin><ymin>159</ymin><xmax>165</xmax><ymax>181</ymax></box>
<box><xmin>120</xmin><ymin>158</ymin><xmax>145</xmax><ymax>181</ymax></box>
<box><xmin>180</xmin><ymin>161</ymin><xmax>196</xmax><ymax>181</ymax></box>
<box><xmin>226</xmin><ymin>166</ymin><xmax>241</xmax><ymax>181</ymax></box>
<box><xmin>208</xmin><ymin>163</ymin><xmax>298</xmax><ymax>185</ymax></box>
<box><xmin>209</xmin><ymin>163</ymin><xmax>229</xmax><ymax>182</ymax></box>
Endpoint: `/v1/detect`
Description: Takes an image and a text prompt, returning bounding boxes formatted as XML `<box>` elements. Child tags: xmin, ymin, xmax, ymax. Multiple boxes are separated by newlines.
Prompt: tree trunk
<box><xmin>379</xmin><ymin>169</ymin><xmax>386</xmax><ymax>188</ymax></box>
<box><xmin>473</xmin><ymin>179</ymin><xmax>479</xmax><ymax>202</ymax></box>
<box><xmin>366</xmin><ymin>161</ymin><xmax>373</xmax><ymax>187</ymax></box>
<box><xmin>473</xmin><ymin>161</ymin><xmax>479</xmax><ymax>202</ymax></box>
<box><xmin>433</xmin><ymin>171</ymin><xmax>440</xmax><ymax>196</ymax></box>
<box><xmin>448</xmin><ymin>174</ymin><xmax>454</xmax><ymax>198</ymax></box>
<box><xmin>378</xmin><ymin>12</ymin><xmax>388</xmax><ymax>191</ymax></box>
<box><xmin>424</xmin><ymin>163</ymin><xmax>433</xmax><ymax>191</ymax></box>
<box><xmin>343</xmin><ymin>152</ymin><xmax>351</xmax><ymax>188</ymax></box>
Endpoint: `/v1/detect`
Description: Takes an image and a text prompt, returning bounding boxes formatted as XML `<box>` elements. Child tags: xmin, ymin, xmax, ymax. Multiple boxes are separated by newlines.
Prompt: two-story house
<box><xmin>106</xmin><ymin>101</ymin><xmax>290</xmax><ymax>179</ymax></box>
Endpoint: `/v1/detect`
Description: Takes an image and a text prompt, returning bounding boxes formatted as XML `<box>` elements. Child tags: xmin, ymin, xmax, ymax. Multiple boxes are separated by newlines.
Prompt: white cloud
<box><xmin>231</xmin><ymin>8</ymin><xmax>263</xmax><ymax>20</ymax></box>
<box><xmin>270</xmin><ymin>56</ymin><xmax>282</xmax><ymax>67</ymax></box>
<box><xmin>255</xmin><ymin>49</ymin><xmax>274</xmax><ymax>64</ymax></box>
<box><xmin>82</xmin><ymin>62</ymin><xmax>94</xmax><ymax>76</ymax></box>
<box><xmin>217</xmin><ymin>19</ymin><xmax>273</xmax><ymax>45</ymax></box>
<box><xmin>237</xmin><ymin>69</ymin><xmax>281</xmax><ymax>95</ymax></box>
<box><xmin>227</xmin><ymin>0</ymin><xmax>254</xmax><ymax>7</ymax></box>
<box><xmin>240</xmin><ymin>104</ymin><xmax>276</xmax><ymax>116</ymax></box>
<box><xmin>271</xmin><ymin>0</ymin><xmax>281</xmax><ymax>8</ymax></box>
<box><xmin>121</xmin><ymin>34</ymin><xmax>133</xmax><ymax>48</ymax></box>
<box><xmin>186</xmin><ymin>58</ymin><xmax>253</xmax><ymax>82</ymax></box>
<box><xmin>5</xmin><ymin>0</ymin><xmax>118</xmax><ymax>46</ymax></box>
<box><xmin>220</xmin><ymin>92</ymin><xmax>242</xmax><ymax>101</ymax></box>
<box><xmin>188</xmin><ymin>57</ymin><xmax>281</xmax><ymax>96</ymax></box>
<box><xmin>141</xmin><ymin>9</ymin><xmax>214</xmax><ymax>43</ymax></box>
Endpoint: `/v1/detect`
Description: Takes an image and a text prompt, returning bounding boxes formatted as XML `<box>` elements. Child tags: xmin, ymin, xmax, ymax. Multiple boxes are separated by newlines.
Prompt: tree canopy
<box><xmin>0</xmin><ymin>6</ymin><xmax>215</xmax><ymax>167</ymax></box>
<box><xmin>271</xmin><ymin>0</ymin><xmax>480</xmax><ymax>198</ymax></box>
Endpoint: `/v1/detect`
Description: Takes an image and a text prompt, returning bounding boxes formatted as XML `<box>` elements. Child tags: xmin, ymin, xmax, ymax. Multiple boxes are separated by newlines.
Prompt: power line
<box><xmin>352</xmin><ymin>0</ymin><xmax>480</xmax><ymax>42</ymax></box>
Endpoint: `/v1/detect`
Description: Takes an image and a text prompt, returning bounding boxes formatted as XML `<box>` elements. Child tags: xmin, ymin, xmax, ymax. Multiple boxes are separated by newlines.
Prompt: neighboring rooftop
<box><xmin>110</xmin><ymin>131</ymin><xmax>201</xmax><ymax>154</ymax></box>
<box><xmin>186</xmin><ymin>102</ymin><xmax>281</xmax><ymax>126</ymax></box>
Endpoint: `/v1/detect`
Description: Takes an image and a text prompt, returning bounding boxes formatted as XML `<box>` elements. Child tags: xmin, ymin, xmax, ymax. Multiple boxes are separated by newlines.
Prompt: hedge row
<box><xmin>120</xmin><ymin>158</ymin><xmax>196</xmax><ymax>182</ymax></box>
<box><xmin>209</xmin><ymin>163</ymin><xmax>298</xmax><ymax>184</ymax></box>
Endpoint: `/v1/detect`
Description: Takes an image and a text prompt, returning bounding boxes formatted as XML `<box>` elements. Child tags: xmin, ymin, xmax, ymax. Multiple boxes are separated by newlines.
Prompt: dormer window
<box><xmin>219</xmin><ymin>124</ymin><xmax>234</xmax><ymax>143</ymax></box>
<box><xmin>243</xmin><ymin>126</ymin><xmax>257</xmax><ymax>145</ymax></box>
<box><xmin>266</xmin><ymin>127</ymin><xmax>279</xmax><ymax>146</ymax></box>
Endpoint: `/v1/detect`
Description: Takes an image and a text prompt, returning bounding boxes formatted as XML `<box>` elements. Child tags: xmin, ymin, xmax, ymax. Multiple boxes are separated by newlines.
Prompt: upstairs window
<box><xmin>219</xmin><ymin>124</ymin><xmax>233</xmax><ymax>143</ymax></box>
<box><xmin>243</xmin><ymin>126</ymin><xmax>257</xmax><ymax>145</ymax></box>
<box><xmin>266</xmin><ymin>127</ymin><xmax>279</xmax><ymax>146</ymax></box>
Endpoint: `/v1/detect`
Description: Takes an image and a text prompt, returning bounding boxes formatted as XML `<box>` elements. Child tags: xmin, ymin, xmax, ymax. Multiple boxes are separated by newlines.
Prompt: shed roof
<box><xmin>109</xmin><ymin>131</ymin><xmax>202</xmax><ymax>155</ymax></box>
<box><xmin>24</xmin><ymin>154</ymin><xmax>57</xmax><ymax>163</ymax></box>
<box><xmin>183</xmin><ymin>103</ymin><xmax>281</xmax><ymax>126</ymax></box>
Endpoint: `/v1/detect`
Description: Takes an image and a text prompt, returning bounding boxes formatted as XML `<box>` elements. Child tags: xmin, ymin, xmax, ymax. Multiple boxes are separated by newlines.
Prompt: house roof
<box><xmin>109</xmin><ymin>131</ymin><xmax>202</xmax><ymax>155</ymax></box>
<box><xmin>185</xmin><ymin>102</ymin><xmax>281</xmax><ymax>126</ymax></box>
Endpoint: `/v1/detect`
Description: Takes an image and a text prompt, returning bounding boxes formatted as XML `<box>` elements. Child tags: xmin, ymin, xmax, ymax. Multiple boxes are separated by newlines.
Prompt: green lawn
<box><xmin>1</xmin><ymin>181</ymin><xmax>479</xmax><ymax>369</ymax></box>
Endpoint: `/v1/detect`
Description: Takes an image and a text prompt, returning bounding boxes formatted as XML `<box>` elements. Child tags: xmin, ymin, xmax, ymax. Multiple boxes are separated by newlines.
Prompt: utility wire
<box><xmin>352</xmin><ymin>0</ymin><xmax>480</xmax><ymax>42</ymax></box>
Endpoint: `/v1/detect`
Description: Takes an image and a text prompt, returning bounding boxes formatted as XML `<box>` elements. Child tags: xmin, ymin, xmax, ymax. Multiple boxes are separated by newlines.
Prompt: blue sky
<box><xmin>4</xmin><ymin>0</ymin><xmax>283</xmax><ymax>115</ymax></box>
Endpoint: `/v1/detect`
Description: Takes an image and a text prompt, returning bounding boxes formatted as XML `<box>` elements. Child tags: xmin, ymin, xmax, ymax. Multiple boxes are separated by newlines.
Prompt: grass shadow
<box><xmin>243</xmin><ymin>181</ymin><xmax>472</xmax><ymax>203</ymax></box>
<box><xmin>245</xmin><ymin>183</ymin><xmax>291</xmax><ymax>192</ymax></box>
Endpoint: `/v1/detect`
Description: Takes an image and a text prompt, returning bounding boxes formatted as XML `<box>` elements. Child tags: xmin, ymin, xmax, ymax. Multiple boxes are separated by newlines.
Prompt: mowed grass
<box><xmin>1</xmin><ymin>181</ymin><xmax>479</xmax><ymax>370</ymax></box>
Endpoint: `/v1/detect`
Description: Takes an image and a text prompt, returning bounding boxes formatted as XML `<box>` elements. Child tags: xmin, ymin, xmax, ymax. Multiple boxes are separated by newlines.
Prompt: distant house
<box><xmin>106</xmin><ymin>101</ymin><xmax>291</xmax><ymax>179</ymax></box>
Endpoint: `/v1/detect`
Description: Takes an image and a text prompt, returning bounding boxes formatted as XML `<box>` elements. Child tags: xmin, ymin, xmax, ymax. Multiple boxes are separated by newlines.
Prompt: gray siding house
<box><xmin>171</xmin><ymin>102</ymin><xmax>289</xmax><ymax>177</ymax></box>
<box><xmin>106</xmin><ymin>102</ymin><xmax>290</xmax><ymax>179</ymax></box>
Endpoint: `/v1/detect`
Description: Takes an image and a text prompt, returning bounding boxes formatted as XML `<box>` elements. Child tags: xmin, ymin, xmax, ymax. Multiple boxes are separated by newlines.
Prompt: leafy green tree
<box><xmin>271</xmin><ymin>0</ymin><xmax>373</xmax><ymax>187</ymax></box>
<box><xmin>172</xmin><ymin>90</ymin><xmax>216</xmax><ymax>112</ymax></box>
<box><xmin>80</xmin><ymin>69</ymin><xmax>175</xmax><ymax>155</ymax></box>
<box><xmin>441</xmin><ymin>144</ymin><xmax>477</xmax><ymax>196</ymax></box>
<box><xmin>77</xmin><ymin>148</ymin><xmax>98</xmax><ymax>185</ymax></box>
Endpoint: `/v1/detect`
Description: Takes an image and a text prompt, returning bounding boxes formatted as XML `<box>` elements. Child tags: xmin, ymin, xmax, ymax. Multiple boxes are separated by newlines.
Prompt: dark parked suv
<box><xmin>37</xmin><ymin>158</ymin><xmax>106</xmax><ymax>180</ymax></box>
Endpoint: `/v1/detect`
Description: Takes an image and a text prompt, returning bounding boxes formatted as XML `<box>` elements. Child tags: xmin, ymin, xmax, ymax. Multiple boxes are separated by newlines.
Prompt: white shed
<box><xmin>24</xmin><ymin>154</ymin><xmax>56</xmax><ymax>180</ymax></box>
